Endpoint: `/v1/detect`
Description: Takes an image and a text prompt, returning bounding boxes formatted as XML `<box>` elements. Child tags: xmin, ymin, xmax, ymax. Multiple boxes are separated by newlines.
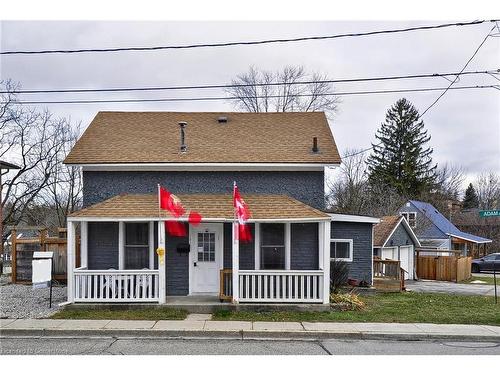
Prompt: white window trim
<box><xmin>330</xmin><ymin>238</ymin><xmax>353</xmax><ymax>262</ymax></box>
<box><xmin>255</xmin><ymin>222</ymin><xmax>291</xmax><ymax>270</ymax></box>
<box><xmin>400</xmin><ymin>211</ymin><xmax>417</xmax><ymax>229</ymax></box>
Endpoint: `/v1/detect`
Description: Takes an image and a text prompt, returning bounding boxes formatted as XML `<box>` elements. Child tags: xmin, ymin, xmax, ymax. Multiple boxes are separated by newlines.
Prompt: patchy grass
<box><xmin>50</xmin><ymin>307</ymin><xmax>188</xmax><ymax>320</ymax></box>
<box><xmin>460</xmin><ymin>276</ymin><xmax>498</xmax><ymax>285</ymax></box>
<box><xmin>213</xmin><ymin>292</ymin><xmax>500</xmax><ymax>325</ymax></box>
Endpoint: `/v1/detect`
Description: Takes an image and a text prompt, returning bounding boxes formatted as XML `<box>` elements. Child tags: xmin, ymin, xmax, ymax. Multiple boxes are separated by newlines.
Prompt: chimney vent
<box><xmin>179</xmin><ymin>121</ymin><xmax>187</xmax><ymax>153</ymax></box>
<box><xmin>312</xmin><ymin>137</ymin><xmax>319</xmax><ymax>153</ymax></box>
<box><xmin>217</xmin><ymin>116</ymin><xmax>228</xmax><ymax>124</ymax></box>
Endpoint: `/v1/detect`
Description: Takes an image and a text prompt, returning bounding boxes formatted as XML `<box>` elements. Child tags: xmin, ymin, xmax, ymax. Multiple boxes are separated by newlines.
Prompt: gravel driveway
<box><xmin>406</xmin><ymin>280</ymin><xmax>497</xmax><ymax>296</ymax></box>
<box><xmin>0</xmin><ymin>275</ymin><xmax>67</xmax><ymax>318</ymax></box>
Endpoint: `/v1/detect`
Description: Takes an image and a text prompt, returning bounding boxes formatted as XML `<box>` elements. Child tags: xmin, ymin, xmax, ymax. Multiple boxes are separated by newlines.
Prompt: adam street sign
<box><xmin>479</xmin><ymin>210</ymin><xmax>500</xmax><ymax>218</ymax></box>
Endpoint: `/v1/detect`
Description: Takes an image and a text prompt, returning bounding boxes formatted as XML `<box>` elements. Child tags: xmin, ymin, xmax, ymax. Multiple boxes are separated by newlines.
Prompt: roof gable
<box><xmin>64</xmin><ymin>111</ymin><xmax>341</xmax><ymax>165</ymax></box>
<box><xmin>408</xmin><ymin>200</ymin><xmax>491</xmax><ymax>244</ymax></box>
<box><xmin>374</xmin><ymin>215</ymin><xmax>421</xmax><ymax>248</ymax></box>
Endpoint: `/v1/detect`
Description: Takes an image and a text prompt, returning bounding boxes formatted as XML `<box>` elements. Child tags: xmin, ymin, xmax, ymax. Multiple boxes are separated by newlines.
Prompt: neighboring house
<box><xmin>398</xmin><ymin>200</ymin><xmax>491</xmax><ymax>255</ymax></box>
<box><xmin>63</xmin><ymin>111</ymin><xmax>376</xmax><ymax>305</ymax></box>
<box><xmin>373</xmin><ymin>215</ymin><xmax>420</xmax><ymax>280</ymax></box>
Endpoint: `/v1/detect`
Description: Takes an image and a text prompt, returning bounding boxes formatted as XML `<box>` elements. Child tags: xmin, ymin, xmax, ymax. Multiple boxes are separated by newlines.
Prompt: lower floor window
<box><xmin>330</xmin><ymin>239</ymin><xmax>353</xmax><ymax>262</ymax></box>
<box><xmin>124</xmin><ymin>222</ymin><xmax>150</xmax><ymax>269</ymax></box>
<box><xmin>260</xmin><ymin>223</ymin><xmax>285</xmax><ymax>269</ymax></box>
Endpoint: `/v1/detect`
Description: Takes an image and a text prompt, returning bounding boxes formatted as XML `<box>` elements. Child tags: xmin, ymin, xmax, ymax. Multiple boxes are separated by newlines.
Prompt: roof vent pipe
<box><xmin>179</xmin><ymin>121</ymin><xmax>187</xmax><ymax>153</ymax></box>
<box><xmin>217</xmin><ymin>116</ymin><xmax>228</xmax><ymax>123</ymax></box>
<box><xmin>312</xmin><ymin>137</ymin><xmax>319</xmax><ymax>153</ymax></box>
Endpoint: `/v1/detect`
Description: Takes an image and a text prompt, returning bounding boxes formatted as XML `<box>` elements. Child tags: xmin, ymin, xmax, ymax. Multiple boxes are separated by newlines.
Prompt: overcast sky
<box><xmin>1</xmin><ymin>21</ymin><xmax>499</xmax><ymax>182</ymax></box>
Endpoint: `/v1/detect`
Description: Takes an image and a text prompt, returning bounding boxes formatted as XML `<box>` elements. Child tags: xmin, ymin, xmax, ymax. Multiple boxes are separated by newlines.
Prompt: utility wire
<box><xmin>342</xmin><ymin>25</ymin><xmax>497</xmax><ymax>160</ymax></box>
<box><xmin>12</xmin><ymin>85</ymin><xmax>498</xmax><ymax>105</ymax></box>
<box><xmin>3</xmin><ymin>69</ymin><xmax>498</xmax><ymax>95</ymax></box>
<box><xmin>1</xmin><ymin>20</ymin><xmax>497</xmax><ymax>55</ymax></box>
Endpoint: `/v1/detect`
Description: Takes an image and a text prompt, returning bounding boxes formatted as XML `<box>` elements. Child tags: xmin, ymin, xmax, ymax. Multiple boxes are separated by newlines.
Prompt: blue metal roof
<box><xmin>409</xmin><ymin>200</ymin><xmax>491</xmax><ymax>244</ymax></box>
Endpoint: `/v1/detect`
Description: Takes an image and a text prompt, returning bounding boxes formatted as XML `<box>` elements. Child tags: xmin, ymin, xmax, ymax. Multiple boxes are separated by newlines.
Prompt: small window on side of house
<box><xmin>401</xmin><ymin>212</ymin><xmax>417</xmax><ymax>229</ymax></box>
<box><xmin>330</xmin><ymin>239</ymin><xmax>353</xmax><ymax>262</ymax></box>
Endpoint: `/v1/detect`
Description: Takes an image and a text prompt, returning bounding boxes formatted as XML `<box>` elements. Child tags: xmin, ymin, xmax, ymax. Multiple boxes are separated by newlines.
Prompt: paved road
<box><xmin>406</xmin><ymin>280</ymin><xmax>496</xmax><ymax>296</ymax></box>
<box><xmin>1</xmin><ymin>336</ymin><xmax>500</xmax><ymax>355</ymax></box>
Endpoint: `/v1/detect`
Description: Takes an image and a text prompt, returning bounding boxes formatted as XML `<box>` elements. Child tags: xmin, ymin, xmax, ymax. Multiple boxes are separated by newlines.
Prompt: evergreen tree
<box><xmin>367</xmin><ymin>98</ymin><xmax>436</xmax><ymax>197</ymax></box>
<box><xmin>463</xmin><ymin>183</ymin><xmax>479</xmax><ymax>209</ymax></box>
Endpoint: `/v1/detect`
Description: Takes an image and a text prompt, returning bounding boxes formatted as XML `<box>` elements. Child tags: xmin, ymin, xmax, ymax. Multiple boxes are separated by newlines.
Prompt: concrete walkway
<box><xmin>406</xmin><ymin>280</ymin><xmax>497</xmax><ymax>296</ymax></box>
<box><xmin>1</xmin><ymin>318</ymin><xmax>499</xmax><ymax>341</ymax></box>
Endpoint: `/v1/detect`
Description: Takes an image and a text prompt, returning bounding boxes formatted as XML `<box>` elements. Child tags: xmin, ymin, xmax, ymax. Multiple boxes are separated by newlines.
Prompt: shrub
<box><xmin>330</xmin><ymin>259</ymin><xmax>350</xmax><ymax>293</ymax></box>
<box><xmin>330</xmin><ymin>292</ymin><xmax>365</xmax><ymax>310</ymax></box>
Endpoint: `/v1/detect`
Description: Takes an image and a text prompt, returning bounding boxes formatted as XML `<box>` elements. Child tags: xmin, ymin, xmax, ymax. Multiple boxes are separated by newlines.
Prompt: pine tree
<box><xmin>367</xmin><ymin>98</ymin><xmax>436</xmax><ymax>198</ymax></box>
<box><xmin>463</xmin><ymin>183</ymin><xmax>479</xmax><ymax>209</ymax></box>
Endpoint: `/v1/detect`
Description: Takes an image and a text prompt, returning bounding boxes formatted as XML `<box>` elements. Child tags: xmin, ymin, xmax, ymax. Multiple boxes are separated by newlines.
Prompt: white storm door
<box><xmin>190</xmin><ymin>223</ymin><xmax>222</xmax><ymax>294</ymax></box>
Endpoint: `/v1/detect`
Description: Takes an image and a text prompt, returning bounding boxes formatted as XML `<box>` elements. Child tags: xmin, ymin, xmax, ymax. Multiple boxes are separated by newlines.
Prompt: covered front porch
<box><xmin>66</xmin><ymin>194</ymin><xmax>332</xmax><ymax>305</ymax></box>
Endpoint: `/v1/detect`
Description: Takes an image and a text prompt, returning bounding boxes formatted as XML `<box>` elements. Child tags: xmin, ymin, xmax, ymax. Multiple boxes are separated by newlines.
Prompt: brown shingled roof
<box><xmin>373</xmin><ymin>215</ymin><xmax>403</xmax><ymax>247</ymax></box>
<box><xmin>69</xmin><ymin>194</ymin><xmax>330</xmax><ymax>220</ymax></box>
<box><xmin>63</xmin><ymin>111</ymin><xmax>341</xmax><ymax>164</ymax></box>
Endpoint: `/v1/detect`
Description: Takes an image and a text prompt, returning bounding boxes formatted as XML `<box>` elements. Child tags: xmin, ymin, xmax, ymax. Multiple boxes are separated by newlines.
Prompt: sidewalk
<box><xmin>2</xmin><ymin>318</ymin><xmax>499</xmax><ymax>341</ymax></box>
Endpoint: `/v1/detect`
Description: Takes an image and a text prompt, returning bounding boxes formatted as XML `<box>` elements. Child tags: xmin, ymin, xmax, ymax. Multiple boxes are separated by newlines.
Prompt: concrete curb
<box><xmin>2</xmin><ymin>328</ymin><xmax>500</xmax><ymax>342</ymax></box>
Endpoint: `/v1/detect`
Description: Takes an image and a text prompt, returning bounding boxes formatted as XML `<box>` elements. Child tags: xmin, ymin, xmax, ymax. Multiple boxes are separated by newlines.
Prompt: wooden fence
<box><xmin>416</xmin><ymin>253</ymin><xmax>471</xmax><ymax>282</ymax></box>
<box><xmin>11</xmin><ymin>227</ymin><xmax>78</xmax><ymax>283</ymax></box>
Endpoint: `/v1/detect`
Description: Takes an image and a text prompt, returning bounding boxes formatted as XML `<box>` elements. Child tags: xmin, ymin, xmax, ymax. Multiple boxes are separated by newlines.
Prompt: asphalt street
<box><xmin>1</xmin><ymin>336</ymin><xmax>500</xmax><ymax>355</ymax></box>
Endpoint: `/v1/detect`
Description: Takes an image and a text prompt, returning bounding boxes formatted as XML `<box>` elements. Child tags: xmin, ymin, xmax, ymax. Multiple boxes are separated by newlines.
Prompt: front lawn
<box><xmin>213</xmin><ymin>292</ymin><xmax>500</xmax><ymax>325</ymax></box>
<box><xmin>50</xmin><ymin>307</ymin><xmax>188</xmax><ymax>320</ymax></box>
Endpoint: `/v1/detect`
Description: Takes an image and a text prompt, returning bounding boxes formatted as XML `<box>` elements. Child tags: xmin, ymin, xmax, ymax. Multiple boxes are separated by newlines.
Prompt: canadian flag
<box><xmin>158</xmin><ymin>185</ymin><xmax>202</xmax><ymax>237</ymax></box>
<box><xmin>233</xmin><ymin>182</ymin><xmax>252</xmax><ymax>242</ymax></box>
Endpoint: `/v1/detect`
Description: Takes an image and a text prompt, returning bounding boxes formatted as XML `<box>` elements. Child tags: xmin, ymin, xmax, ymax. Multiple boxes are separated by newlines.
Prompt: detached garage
<box><xmin>373</xmin><ymin>215</ymin><xmax>421</xmax><ymax>280</ymax></box>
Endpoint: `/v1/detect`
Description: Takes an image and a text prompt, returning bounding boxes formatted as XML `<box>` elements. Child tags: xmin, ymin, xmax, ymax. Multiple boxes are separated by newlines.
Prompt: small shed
<box><xmin>373</xmin><ymin>215</ymin><xmax>420</xmax><ymax>280</ymax></box>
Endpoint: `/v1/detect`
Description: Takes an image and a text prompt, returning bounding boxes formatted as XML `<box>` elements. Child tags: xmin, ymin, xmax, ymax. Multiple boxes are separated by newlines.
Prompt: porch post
<box><xmin>232</xmin><ymin>222</ymin><xmax>239</xmax><ymax>303</ymax></box>
<box><xmin>321</xmin><ymin>221</ymin><xmax>331</xmax><ymax>304</ymax></box>
<box><xmin>158</xmin><ymin>221</ymin><xmax>166</xmax><ymax>304</ymax></box>
<box><xmin>80</xmin><ymin>221</ymin><xmax>88</xmax><ymax>268</ymax></box>
<box><xmin>67</xmin><ymin>220</ymin><xmax>76</xmax><ymax>303</ymax></box>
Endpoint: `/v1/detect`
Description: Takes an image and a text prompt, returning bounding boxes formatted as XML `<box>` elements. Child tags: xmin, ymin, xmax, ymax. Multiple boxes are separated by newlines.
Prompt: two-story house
<box><xmin>64</xmin><ymin>111</ymin><xmax>377</xmax><ymax>306</ymax></box>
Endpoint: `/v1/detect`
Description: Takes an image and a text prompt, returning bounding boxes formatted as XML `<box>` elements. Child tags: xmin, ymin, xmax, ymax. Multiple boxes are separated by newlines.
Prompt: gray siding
<box><xmin>87</xmin><ymin>222</ymin><xmax>119</xmax><ymax>270</ymax></box>
<box><xmin>223</xmin><ymin>223</ymin><xmax>255</xmax><ymax>270</ymax></box>
<box><xmin>386</xmin><ymin>224</ymin><xmax>417</xmax><ymax>247</ymax></box>
<box><xmin>290</xmin><ymin>223</ymin><xmax>319</xmax><ymax>270</ymax></box>
<box><xmin>83</xmin><ymin>170</ymin><xmax>325</xmax><ymax>210</ymax></box>
<box><xmin>331</xmin><ymin>221</ymin><xmax>373</xmax><ymax>284</ymax></box>
<box><xmin>165</xmin><ymin>224</ymin><xmax>190</xmax><ymax>295</ymax></box>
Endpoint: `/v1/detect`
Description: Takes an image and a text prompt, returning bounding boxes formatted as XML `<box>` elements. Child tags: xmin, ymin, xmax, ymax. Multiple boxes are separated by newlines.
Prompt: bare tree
<box><xmin>1</xmin><ymin>80</ymin><xmax>81</xmax><ymax>233</ymax></box>
<box><xmin>225</xmin><ymin>66</ymin><xmax>339</xmax><ymax>116</ymax></box>
<box><xmin>475</xmin><ymin>171</ymin><xmax>500</xmax><ymax>210</ymax></box>
<box><xmin>434</xmin><ymin>163</ymin><xmax>466</xmax><ymax>200</ymax></box>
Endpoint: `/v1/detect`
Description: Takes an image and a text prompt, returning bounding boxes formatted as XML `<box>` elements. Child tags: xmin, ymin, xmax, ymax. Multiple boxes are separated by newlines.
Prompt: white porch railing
<box><xmin>238</xmin><ymin>270</ymin><xmax>324</xmax><ymax>303</ymax></box>
<box><xmin>73</xmin><ymin>268</ymin><xmax>160</xmax><ymax>302</ymax></box>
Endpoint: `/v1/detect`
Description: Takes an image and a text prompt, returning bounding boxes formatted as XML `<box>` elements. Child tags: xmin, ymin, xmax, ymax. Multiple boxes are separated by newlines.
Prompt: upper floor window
<box><xmin>401</xmin><ymin>212</ymin><xmax>417</xmax><ymax>228</ymax></box>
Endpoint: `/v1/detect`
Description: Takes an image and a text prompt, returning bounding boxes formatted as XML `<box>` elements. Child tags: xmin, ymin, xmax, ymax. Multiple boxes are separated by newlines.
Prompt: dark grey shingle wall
<box><xmin>330</xmin><ymin>221</ymin><xmax>373</xmax><ymax>284</ymax></box>
<box><xmin>165</xmin><ymin>224</ymin><xmax>190</xmax><ymax>295</ymax></box>
<box><xmin>386</xmin><ymin>224</ymin><xmax>417</xmax><ymax>247</ymax></box>
<box><xmin>87</xmin><ymin>222</ymin><xmax>119</xmax><ymax>270</ymax></box>
<box><xmin>223</xmin><ymin>223</ymin><xmax>255</xmax><ymax>270</ymax></box>
<box><xmin>83</xmin><ymin>170</ymin><xmax>325</xmax><ymax>210</ymax></box>
<box><xmin>290</xmin><ymin>223</ymin><xmax>319</xmax><ymax>270</ymax></box>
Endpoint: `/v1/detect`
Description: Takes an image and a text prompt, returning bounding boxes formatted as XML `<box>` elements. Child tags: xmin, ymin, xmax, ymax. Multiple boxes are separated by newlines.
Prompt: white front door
<box><xmin>190</xmin><ymin>223</ymin><xmax>223</xmax><ymax>294</ymax></box>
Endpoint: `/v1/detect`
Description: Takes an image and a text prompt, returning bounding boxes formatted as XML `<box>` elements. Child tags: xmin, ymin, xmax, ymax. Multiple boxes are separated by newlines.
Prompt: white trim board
<box><xmin>75</xmin><ymin>163</ymin><xmax>340</xmax><ymax>172</ymax></box>
<box><xmin>67</xmin><ymin>217</ymin><xmax>331</xmax><ymax>223</ymax></box>
<box><xmin>328</xmin><ymin>213</ymin><xmax>380</xmax><ymax>224</ymax></box>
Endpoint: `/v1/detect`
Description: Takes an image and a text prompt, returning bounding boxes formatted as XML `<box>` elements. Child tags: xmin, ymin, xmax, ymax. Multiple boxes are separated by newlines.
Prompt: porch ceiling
<box><xmin>68</xmin><ymin>193</ymin><xmax>330</xmax><ymax>221</ymax></box>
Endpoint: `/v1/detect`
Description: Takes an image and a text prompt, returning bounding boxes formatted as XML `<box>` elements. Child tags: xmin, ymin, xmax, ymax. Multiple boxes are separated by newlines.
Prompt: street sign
<box><xmin>479</xmin><ymin>210</ymin><xmax>500</xmax><ymax>218</ymax></box>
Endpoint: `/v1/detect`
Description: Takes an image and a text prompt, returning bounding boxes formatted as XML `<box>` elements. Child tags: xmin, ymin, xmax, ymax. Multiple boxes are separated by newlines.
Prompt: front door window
<box><xmin>197</xmin><ymin>232</ymin><xmax>215</xmax><ymax>262</ymax></box>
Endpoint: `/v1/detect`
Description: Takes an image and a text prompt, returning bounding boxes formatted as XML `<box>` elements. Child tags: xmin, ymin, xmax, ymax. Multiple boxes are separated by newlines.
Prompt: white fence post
<box><xmin>232</xmin><ymin>222</ymin><xmax>239</xmax><ymax>303</ymax></box>
<box><xmin>322</xmin><ymin>221</ymin><xmax>331</xmax><ymax>304</ymax></box>
<box><xmin>158</xmin><ymin>221</ymin><xmax>166</xmax><ymax>304</ymax></box>
<box><xmin>80</xmin><ymin>221</ymin><xmax>88</xmax><ymax>268</ymax></box>
<box><xmin>66</xmin><ymin>220</ymin><xmax>76</xmax><ymax>303</ymax></box>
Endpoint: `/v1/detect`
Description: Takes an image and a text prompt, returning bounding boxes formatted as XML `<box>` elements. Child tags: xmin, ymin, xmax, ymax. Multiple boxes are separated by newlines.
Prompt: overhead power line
<box><xmin>342</xmin><ymin>24</ymin><xmax>497</xmax><ymax>160</ymax></box>
<box><xmin>1</xmin><ymin>20</ymin><xmax>497</xmax><ymax>56</ymax></box>
<box><xmin>4</xmin><ymin>69</ymin><xmax>498</xmax><ymax>95</ymax></box>
<box><xmin>12</xmin><ymin>85</ymin><xmax>498</xmax><ymax>105</ymax></box>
